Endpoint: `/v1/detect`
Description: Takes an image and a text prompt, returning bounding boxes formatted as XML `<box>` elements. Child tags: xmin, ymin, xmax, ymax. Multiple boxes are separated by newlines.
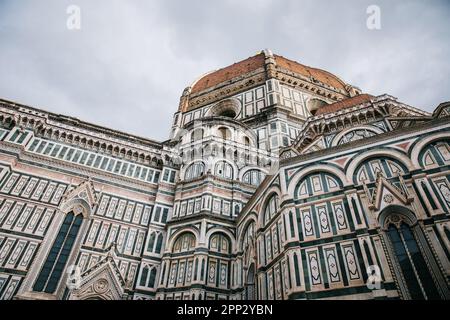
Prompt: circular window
<box><xmin>207</xmin><ymin>98</ymin><xmax>241</xmax><ymax>119</ymax></box>
<box><xmin>219</xmin><ymin>109</ymin><xmax>236</xmax><ymax>118</ymax></box>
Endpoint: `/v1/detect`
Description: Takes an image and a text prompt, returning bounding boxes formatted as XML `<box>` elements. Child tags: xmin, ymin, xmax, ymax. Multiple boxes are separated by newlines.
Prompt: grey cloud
<box><xmin>0</xmin><ymin>0</ymin><xmax>449</xmax><ymax>141</ymax></box>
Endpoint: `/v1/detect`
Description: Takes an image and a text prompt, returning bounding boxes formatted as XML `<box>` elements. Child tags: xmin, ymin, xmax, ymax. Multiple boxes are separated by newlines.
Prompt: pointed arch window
<box><xmin>245</xmin><ymin>263</ymin><xmax>256</xmax><ymax>300</ymax></box>
<box><xmin>243</xmin><ymin>222</ymin><xmax>254</xmax><ymax>250</ymax></box>
<box><xmin>264</xmin><ymin>194</ymin><xmax>279</xmax><ymax>224</ymax></box>
<box><xmin>147</xmin><ymin>232</ymin><xmax>164</xmax><ymax>254</ymax></box>
<box><xmin>242</xmin><ymin>222</ymin><xmax>255</xmax><ymax>266</ymax></box>
<box><xmin>148</xmin><ymin>268</ymin><xmax>157</xmax><ymax>287</ymax></box>
<box><xmin>139</xmin><ymin>265</ymin><xmax>157</xmax><ymax>288</ymax></box>
<box><xmin>33</xmin><ymin>212</ymin><xmax>83</xmax><ymax>293</ymax></box>
<box><xmin>155</xmin><ymin>233</ymin><xmax>164</xmax><ymax>254</ymax></box>
<box><xmin>139</xmin><ymin>266</ymin><xmax>149</xmax><ymax>287</ymax></box>
<box><xmin>147</xmin><ymin>232</ymin><xmax>156</xmax><ymax>252</ymax></box>
<box><xmin>387</xmin><ymin>221</ymin><xmax>441</xmax><ymax>299</ymax></box>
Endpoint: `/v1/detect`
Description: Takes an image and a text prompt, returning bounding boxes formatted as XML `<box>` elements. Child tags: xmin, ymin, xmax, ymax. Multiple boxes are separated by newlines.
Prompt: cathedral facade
<box><xmin>0</xmin><ymin>50</ymin><xmax>449</xmax><ymax>300</ymax></box>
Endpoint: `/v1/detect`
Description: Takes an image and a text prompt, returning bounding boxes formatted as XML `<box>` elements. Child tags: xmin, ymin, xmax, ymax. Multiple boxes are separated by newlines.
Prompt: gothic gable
<box><xmin>70</xmin><ymin>244</ymin><xmax>127</xmax><ymax>300</ymax></box>
<box><xmin>364</xmin><ymin>172</ymin><xmax>413</xmax><ymax>211</ymax></box>
<box><xmin>59</xmin><ymin>179</ymin><xmax>98</xmax><ymax>217</ymax></box>
<box><xmin>433</xmin><ymin>101</ymin><xmax>450</xmax><ymax>119</ymax></box>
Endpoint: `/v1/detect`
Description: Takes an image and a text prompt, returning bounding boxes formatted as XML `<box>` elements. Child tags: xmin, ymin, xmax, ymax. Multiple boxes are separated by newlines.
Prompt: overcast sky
<box><xmin>0</xmin><ymin>0</ymin><xmax>449</xmax><ymax>141</ymax></box>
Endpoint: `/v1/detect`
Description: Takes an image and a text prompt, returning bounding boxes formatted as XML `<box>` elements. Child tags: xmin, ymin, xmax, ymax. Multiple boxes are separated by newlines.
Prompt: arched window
<box><xmin>264</xmin><ymin>194</ymin><xmax>279</xmax><ymax>224</ymax></box>
<box><xmin>242</xmin><ymin>222</ymin><xmax>255</xmax><ymax>267</ymax></box>
<box><xmin>209</xmin><ymin>233</ymin><xmax>231</xmax><ymax>254</ymax></box>
<box><xmin>215</xmin><ymin>161</ymin><xmax>233</xmax><ymax>180</ymax></box>
<box><xmin>217</xmin><ymin>127</ymin><xmax>231</xmax><ymax>140</ymax></box>
<box><xmin>148</xmin><ymin>268</ymin><xmax>157</xmax><ymax>288</ymax></box>
<box><xmin>33</xmin><ymin>212</ymin><xmax>83</xmax><ymax>293</ymax></box>
<box><xmin>296</xmin><ymin>172</ymin><xmax>341</xmax><ymax>199</ymax></box>
<box><xmin>147</xmin><ymin>232</ymin><xmax>156</xmax><ymax>252</ymax></box>
<box><xmin>355</xmin><ymin>157</ymin><xmax>406</xmax><ymax>184</ymax></box>
<box><xmin>161</xmin><ymin>208</ymin><xmax>169</xmax><ymax>223</ymax></box>
<box><xmin>139</xmin><ymin>266</ymin><xmax>149</xmax><ymax>287</ymax></box>
<box><xmin>191</xmin><ymin>128</ymin><xmax>204</xmax><ymax>142</ymax></box>
<box><xmin>219</xmin><ymin>109</ymin><xmax>237</xmax><ymax>118</ymax></box>
<box><xmin>419</xmin><ymin>140</ymin><xmax>450</xmax><ymax>168</ymax></box>
<box><xmin>243</xmin><ymin>136</ymin><xmax>250</xmax><ymax>147</ymax></box>
<box><xmin>184</xmin><ymin>161</ymin><xmax>205</xmax><ymax>180</ymax></box>
<box><xmin>209</xmin><ymin>99</ymin><xmax>241</xmax><ymax>118</ymax></box>
<box><xmin>242</xmin><ymin>222</ymin><xmax>254</xmax><ymax>250</ymax></box>
<box><xmin>386</xmin><ymin>217</ymin><xmax>441</xmax><ymax>299</ymax></box>
<box><xmin>139</xmin><ymin>265</ymin><xmax>157</xmax><ymax>288</ymax></box>
<box><xmin>245</xmin><ymin>263</ymin><xmax>255</xmax><ymax>300</ymax></box>
<box><xmin>242</xmin><ymin>169</ymin><xmax>265</xmax><ymax>186</ymax></box>
<box><xmin>173</xmin><ymin>233</ymin><xmax>196</xmax><ymax>253</ymax></box>
<box><xmin>155</xmin><ymin>233</ymin><xmax>164</xmax><ymax>254</ymax></box>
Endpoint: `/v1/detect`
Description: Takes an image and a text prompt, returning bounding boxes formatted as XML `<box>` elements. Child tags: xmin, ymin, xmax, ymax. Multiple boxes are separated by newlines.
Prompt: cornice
<box><xmin>0</xmin><ymin>143</ymin><xmax>160</xmax><ymax>195</ymax></box>
<box><xmin>274</xmin><ymin>67</ymin><xmax>349</xmax><ymax>101</ymax></box>
<box><xmin>281</xmin><ymin>115</ymin><xmax>450</xmax><ymax>167</ymax></box>
<box><xmin>186</xmin><ymin>70</ymin><xmax>267</xmax><ymax>111</ymax></box>
<box><xmin>0</xmin><ymin>100</ymin><xmax>165</xmax><ymax>167</ymax></box>
<box><xmin>290</xmin><ymin>95</ymin><xmax>430</xmax><ymax>152</ymax></box>
<box><xmin>0</xmin><ymin>98</ymin><xmax>163</xmax><ymax>147</ymax></box>
<box><xmin>168</xmin><ymin>211</ymin><xmax>237</xmax><ymax>226</ymax></box>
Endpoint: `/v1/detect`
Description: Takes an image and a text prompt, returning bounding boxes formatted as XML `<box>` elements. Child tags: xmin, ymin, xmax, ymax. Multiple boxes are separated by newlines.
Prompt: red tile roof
<box><xmin>191</xmin><ymin>53</ymin><xmax>266</xmax><ymax>94</ymax></box>
<box><xmin>190</xmin><ymin>52</ymin><xmax>351</xmax><ymax>95</ymax></box>
<box><xmin>274</xmin><ymin>55</ymin><xmax>347</xmax><ymax>91</ymax></box>
<box><xmin>315</xmin><ymin>94</ymin><xmax>374</xmax><ymax>115</ymax></box>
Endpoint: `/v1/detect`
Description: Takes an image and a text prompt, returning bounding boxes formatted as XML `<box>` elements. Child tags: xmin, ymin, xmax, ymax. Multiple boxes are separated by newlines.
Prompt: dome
<box><xmin>191</xmin><ymin>53</ymin><xmax>266</xmax><ymax>94</ymax></box>
<box><xmin>273</xmin><ymin>54</ymin><xmax>348</xmax><ymax>92</ymax></box>
<box><xmin>190</xmin><ymin>50</ymin><xmax>352</xmax><ymax>95</ymax></box>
